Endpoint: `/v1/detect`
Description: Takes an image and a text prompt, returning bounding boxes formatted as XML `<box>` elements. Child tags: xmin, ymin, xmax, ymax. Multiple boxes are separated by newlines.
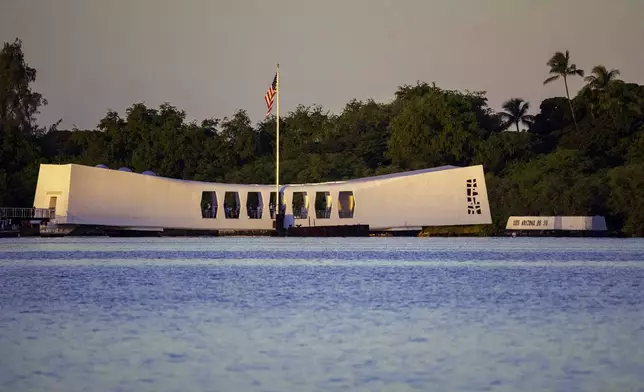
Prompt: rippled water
<box><xmin>1</xmin><ymin>237</ymin><xmax>644</xmax><ymax>392</ymax></box>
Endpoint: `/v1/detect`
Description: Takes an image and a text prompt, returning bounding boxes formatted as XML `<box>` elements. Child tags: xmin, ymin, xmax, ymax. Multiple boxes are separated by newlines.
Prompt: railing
<box><xmin>201</xmin><ymin>207</ymin><xmax>217</xmax><ymax>219</ymax></box>
<box><xmin>269</xmin><ymin>205</ymin><xmax>286</xmax><ymax>219</ymax></box>
<box><xmin>293</xmin><ymin>207</ymin><xmax>308</xmax><ymax>219</ymax></box>
<box><xmin>246</xmin><ymin>208</ymin><xmax>262</xmax><ymax>219</ymax></box>
<box><xmin>315</xmin><ymin>209</ymin><xmax>332</xmax><ymax>219</ymax></box>
<box><xmin>224</xmin><ymin>208</ymin><xmax>241</xmax><ymax>219</ymax></box>
<box><xmin>0</xmin><ymin>207</ymin><xmax>55</xmax><ymax>219</ymax></box>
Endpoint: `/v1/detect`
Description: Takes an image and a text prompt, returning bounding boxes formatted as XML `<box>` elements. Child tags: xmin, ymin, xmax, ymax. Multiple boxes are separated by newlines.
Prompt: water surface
<box><xmin>1</xmin><ymin>237</ymin><xmax>643</xmax><ymax>392</ymax></box>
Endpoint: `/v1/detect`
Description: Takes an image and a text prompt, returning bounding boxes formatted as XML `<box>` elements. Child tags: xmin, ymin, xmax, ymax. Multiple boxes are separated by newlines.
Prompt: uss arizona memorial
<box><xmin>33</xmin><ymin>163</ymin><xmax>492</xmax><ymax>236</ymax></box>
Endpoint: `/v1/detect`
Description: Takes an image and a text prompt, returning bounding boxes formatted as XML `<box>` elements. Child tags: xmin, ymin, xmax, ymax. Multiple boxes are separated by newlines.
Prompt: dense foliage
<box><xmin>2</xmin><ymin>39</ymin><xmax>643</xmax><ymax>235</ymax></box>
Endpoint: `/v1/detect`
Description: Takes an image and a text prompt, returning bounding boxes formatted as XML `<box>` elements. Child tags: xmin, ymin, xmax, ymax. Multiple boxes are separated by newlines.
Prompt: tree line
<box><xmin>1</xmin><ymin>39</ymin><xmax>643</xmax><ymax>235</ymax></box>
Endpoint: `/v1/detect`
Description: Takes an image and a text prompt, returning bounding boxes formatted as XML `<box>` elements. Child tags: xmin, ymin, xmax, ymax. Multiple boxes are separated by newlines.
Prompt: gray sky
<box><xmin>1</xmin><ymin>0</ymin><xmax>643</xmax><ymax>130</ymax></box>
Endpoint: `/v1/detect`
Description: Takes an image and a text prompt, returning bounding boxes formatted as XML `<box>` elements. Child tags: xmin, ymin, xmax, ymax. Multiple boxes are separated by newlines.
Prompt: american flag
<box><xmin>264</xmin><ymin>73</ymin><xmax>277</xmax><ymax>117</ymax></box>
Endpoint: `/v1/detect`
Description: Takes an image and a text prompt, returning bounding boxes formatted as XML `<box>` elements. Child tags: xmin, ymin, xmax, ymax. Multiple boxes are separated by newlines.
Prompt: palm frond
<box><xmin>498</xmin><ymin>119</ymin><xmax>514</xmax><ymax>131</ymax></box>
<box><xmin>591</xmin><ymin>65</ymin><xmax>607</xmax><ymax>75</ymax></box>
<box><xmin>584</xmin><ymin>65</ymin><xmax>621</xmax><ymax>89</ymax></box>
<box><xmin>499</xmin><ymin>98</ymin><xmax>534</xmax><ymax>132</ymax></box>
<box><xmin>521</xmin><ymin>115</ymin><xmax>535</xmax><ymax>125</ymax></box>
<box><xmin>521</xmin><ymin>101</ymin><xmax>530</xmax><ymax>112</ymax></box>
<box><xmin>584</xmin><ymin>75</ymin><xmax>597</xmax><ymax>83</ymax></box>
<box><xmin>547</xmin><ymin>51</ymin><xmax>567</xmax><ymax>68</ymax></box>
<box><xmin>501</xmin><ymin>98</ymin><xmax>528</xmax><ymax>117</ymax></box>
<box><xmin>543</xmin><ymin>75</ymin><xmax>560</xmax><ymax>85</ymax></box>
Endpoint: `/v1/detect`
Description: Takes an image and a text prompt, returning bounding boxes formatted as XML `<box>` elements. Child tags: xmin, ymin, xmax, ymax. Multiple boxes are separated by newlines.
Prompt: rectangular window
<box><xmin>338</xmin><ymin>191</ymin><xmax>355</xmax><ymax>218</ymax></box>
<box><xmin>201</xmin><ymin>192</ymin><xmax>218</xmax><ymax>218</ymax></box>
<box><xmin>224</xmin><ymin>191</ymin><xmax>240</xmax><ymax>219</ymax></box>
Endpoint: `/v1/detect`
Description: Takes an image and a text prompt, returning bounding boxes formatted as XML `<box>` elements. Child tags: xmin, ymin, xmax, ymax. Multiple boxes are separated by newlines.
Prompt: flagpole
<box><xmin>275</xmin><ymin>63</ymin><xmax>281</xmax><ymax>233</ymax></box>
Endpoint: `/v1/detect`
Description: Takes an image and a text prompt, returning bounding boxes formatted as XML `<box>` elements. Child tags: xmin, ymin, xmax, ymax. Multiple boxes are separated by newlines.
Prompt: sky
<box><xmin>1</xmin><ymin>0</ymin><xmax>643</xmax><ymax>130</ymax></box>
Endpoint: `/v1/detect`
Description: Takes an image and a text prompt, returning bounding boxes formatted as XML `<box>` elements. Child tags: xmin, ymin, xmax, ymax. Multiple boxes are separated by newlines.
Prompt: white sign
<box><xmin>506</xmin><ymin>216</ymin><xmax>555</xmax><ymax>230</ymax></box>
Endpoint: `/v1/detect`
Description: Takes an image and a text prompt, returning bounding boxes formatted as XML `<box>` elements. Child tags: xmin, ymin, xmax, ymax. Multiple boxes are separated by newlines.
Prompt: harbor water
<box><xmin>1</xmin><ymin>237</ymin><xmax>643</xmax><ymax>391</ymax></box>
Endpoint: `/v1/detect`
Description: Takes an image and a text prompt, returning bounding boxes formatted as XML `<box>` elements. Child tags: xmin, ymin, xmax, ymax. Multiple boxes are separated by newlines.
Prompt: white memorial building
<box><xmin>33</xmin><ymin>163</ymin><xmax>492</xmax><ymax>236</ymax></box>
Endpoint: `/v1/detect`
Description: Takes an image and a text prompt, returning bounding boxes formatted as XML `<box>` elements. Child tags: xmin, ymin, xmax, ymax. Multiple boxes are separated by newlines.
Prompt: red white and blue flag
<box><xmin>264</xmin><ymin>73</ymin><xmax>277</xmax><ymax>117</ymax></box>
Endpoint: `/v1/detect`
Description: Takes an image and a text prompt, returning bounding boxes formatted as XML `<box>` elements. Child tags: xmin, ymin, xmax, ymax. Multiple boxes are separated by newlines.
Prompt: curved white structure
<box><xmin>33</xmin><ymin>163</ymin><xmax>492</xmax><ymax>234</ymax></box>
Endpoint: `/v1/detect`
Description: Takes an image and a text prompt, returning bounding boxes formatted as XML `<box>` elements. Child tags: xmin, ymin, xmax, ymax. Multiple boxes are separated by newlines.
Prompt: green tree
<box><xmin>627</xmin><ymin>129</ymin><xmax>644</xmax><ymax>164</ymax></box>
<box><xmin>219</xmin><ymin>109</ymin><xmax>259</xmax><ymax>173</ymax></box>
<box><xmin>0</xmin><ymin>39</ymin><xmax>50</xmax><ymax>135</ymax></box>
<box><xmin>607</xmin><ymin>164</ymin><xmax>644</xmax><ymax>236</ymax></box>
<box><xmin>583</xmin><ymin>65</ymin><xmax>620</xmax><ymax>91</ymax></box>
<box><xmin>0</xmin><ymin>39</ymin><xmax>55</xmax><ymax>206</ymax></box>
<box><xmin>498</xmin><ymin>149</ymin><xmax>597</xmax><ymax>217</ymax></box>
<box><xmin>387</xmin><ymin>83</ymin><xmax>484</xmax><ymax>169</ymax></box>
<box><xmin>578</xmin><ymin>66</ymin><xmax>621</xmax><ymax>120</ymax></box>
<box><xmin>333</xmin><ymin>99</ymin><xmax>391</xmax><ymax>170</ymax></box>
<box><xmin>473</xmin><ymin>132</ymin><xmax>536</xmax><ymax>174</ymax></box>
<box><xmin>543</xmin><ymin>50</ymin><xmax>584</xmax><ymax>133</ymax></box>
<box><xmin>499</xmin><ymin>98</ymin><xmax>534</xmax><ymax>132</ymax></box>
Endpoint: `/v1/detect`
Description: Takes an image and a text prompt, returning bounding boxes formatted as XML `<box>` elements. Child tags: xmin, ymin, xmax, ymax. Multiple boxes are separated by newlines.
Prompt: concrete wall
<box><xmin>33</xmin><ymin>163</ymin><xmax>492</xmax><ymax>230</ymax></box>
<box><xmin>33</xmin><ymin>164</ymin><xmax>72</xmax><ymax>221</ymax></box>
<box><xmin>280</xmin><ymin>164</ymin><xmax>491</xmax><ymax>230</ymax></box>
<box><xmin>64</xmin><ymin>164</ymin><xmax>275</xmax><ymax>230</ymax></box>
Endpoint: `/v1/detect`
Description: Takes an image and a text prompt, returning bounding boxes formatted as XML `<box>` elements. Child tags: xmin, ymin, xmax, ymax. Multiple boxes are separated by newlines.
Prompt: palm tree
<box><xmin>584</xmin><ymin>65</ymin><xmax>620</xmax><ymax>90</ymax></box>
<box><xmin>543</xmin><ymin>50</ymin><xmax>584</xmax><ymax>132</ymax></box>
<box><xmin>580</xmin><ymin>65</ymin><xmax>621</xmax><ymax>120</ymax></box>
<box><xmin>499</xmin><ymin>98</ymin><xmax>534</xmax><ymax>132</ymax></box>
